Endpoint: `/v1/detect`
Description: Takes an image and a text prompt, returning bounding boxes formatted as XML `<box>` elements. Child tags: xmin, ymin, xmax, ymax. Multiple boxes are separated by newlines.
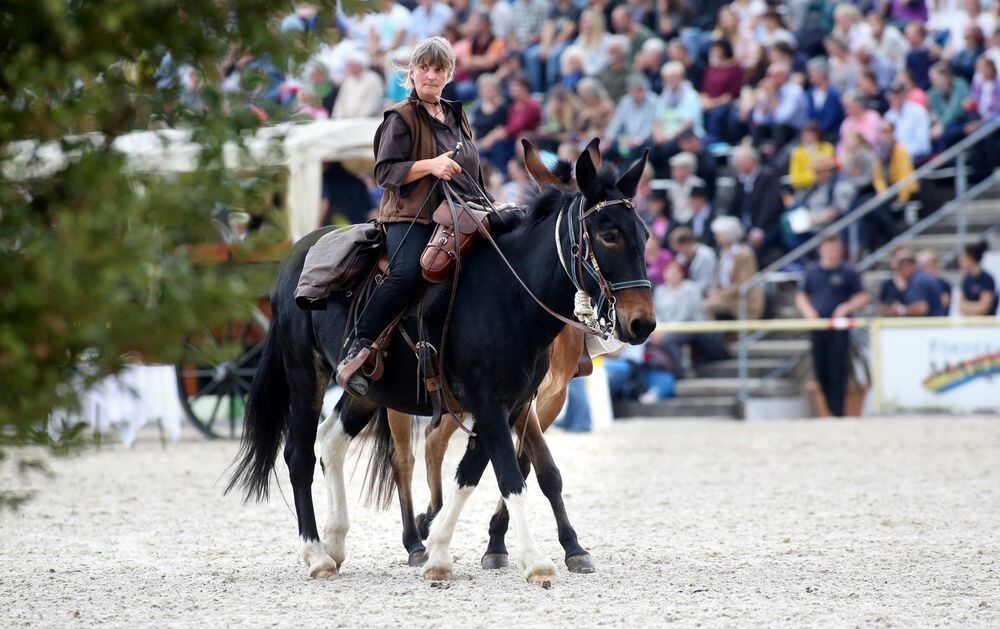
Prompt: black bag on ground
<box><xmin>294</xmin><ymin>223</ymin><xmax>383</xmax><ymax>310</ymax></box>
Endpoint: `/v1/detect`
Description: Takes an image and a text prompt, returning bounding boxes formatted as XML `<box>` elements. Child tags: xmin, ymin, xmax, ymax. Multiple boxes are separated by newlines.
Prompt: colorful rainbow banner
<box><xmin>922</xmin><ymin>352</ymin><xmax>1000</xmax><ymax>394</ymax></box>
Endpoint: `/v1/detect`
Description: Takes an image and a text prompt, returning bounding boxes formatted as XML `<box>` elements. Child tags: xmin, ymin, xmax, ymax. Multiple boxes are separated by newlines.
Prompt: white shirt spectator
<box><xmin>678</xmin><ymin>243</ymin><xmax>718</xmax><ymax>296</ymax></box>
<box><xmin>654</xmin><ymin>280</ymin><xmax>705</xmax><ymax>323</ymax></box>
<box><xmin>332</xmin><ymin>69</ymin><xmax>385</xmax><ymax>119</ymax></box>
<box><xmin>884</xmin><ymin>100</ymin><xmax>931</xmax><ymax>160</ymax></box>
<box><xmin>409</xmin><ymin>1</ymin><xmax>453</xmax><ymax>42</ymax></box>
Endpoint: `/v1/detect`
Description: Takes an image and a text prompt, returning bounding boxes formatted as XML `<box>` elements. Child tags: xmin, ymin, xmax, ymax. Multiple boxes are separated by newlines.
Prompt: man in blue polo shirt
<box><xmin>796</xmin><ymin>235</ymin><xmax>869</xmax><ymax>417</ymax></box>
<box><xmin>879</xmin><ymin>248</ymin><xmax>947</xmax><ymax>317</ymax></box>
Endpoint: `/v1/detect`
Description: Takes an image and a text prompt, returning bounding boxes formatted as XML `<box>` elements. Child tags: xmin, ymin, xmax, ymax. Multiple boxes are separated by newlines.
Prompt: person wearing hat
<box><xmin>684</xmin><ymin>183</ymin><xmax>715</xmax><ymax>246</ymax></box>
<box><xmin>704</xmin><ymin>216</ymin><xmax>765</xmax><ymax>320</ymax></box>
<box><xmin>879</xmin><ymin>247</ymin><xmax>947</xmax><ymax>317</ymax></box>
<box><xmin>600</xmin><ymin>72</ymin><xmax>657</xmax><ymax>162</ymax></box>
<box><xmin>780</xmin><ymin>155</ymin><xmax>853</xmax><ymax>251</ymax></box>
<box><xmin>789</xmin><ymin>121</ymin><xmax>836</xmax><ymax>191</ymax></box>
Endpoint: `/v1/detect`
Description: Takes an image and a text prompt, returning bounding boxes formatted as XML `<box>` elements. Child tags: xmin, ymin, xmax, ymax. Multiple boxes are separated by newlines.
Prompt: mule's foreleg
<box><xmin>484</xmin><ymin>407</ymin><xmax>558</xmax><ymax>584</ymax></box>
<box><xmin>422</xmin><ymin>432</ymin><xmax>489</xmax><ymax>580</ymax></box>
<box><xmin>386</xmin><ymin>409</ymin><xmax>427</xmax><ymax>566</ymax></box>
<box><xmin>521</xmin><ymin>410</ymin><xmax>594</xmax><ymax>573</ymax></box>
<box><xmin>481</xmin><ymin>448</ymin><xmax>531</xmax><ymax>570</ymax></box>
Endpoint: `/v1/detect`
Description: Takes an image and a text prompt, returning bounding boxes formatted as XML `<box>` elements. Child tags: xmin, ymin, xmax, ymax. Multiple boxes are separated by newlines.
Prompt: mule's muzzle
<box><xmin>614</xmin><ymin>287</ymin><xmax>656</xmax><ymax>345</ymax></box>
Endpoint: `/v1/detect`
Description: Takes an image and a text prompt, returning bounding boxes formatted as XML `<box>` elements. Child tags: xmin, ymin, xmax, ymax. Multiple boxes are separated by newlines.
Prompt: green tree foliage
<box><xmin>0</xmin><ymin>0</ymin><xmax>360</xmax><ymax>507</ymax></box>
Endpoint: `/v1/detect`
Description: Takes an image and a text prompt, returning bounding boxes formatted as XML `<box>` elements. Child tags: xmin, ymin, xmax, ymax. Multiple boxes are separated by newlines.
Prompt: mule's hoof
<box><xmin>416</xmin><ymin>513</ymin><xmax>432</xmax><ymax>540</ymax></box>
<box><xmin>423</xmin><ymin>567</ymin><xmax>451</xmax><ymax>581</ymax></box>
<box><xmin>408</xmin><ymin>549</ymin><xmax>428</xmax><ymax>567</ymax></box>
<box><xmin>308</xmin><ymin>559</ymin><xmax>339</xmax><ymax>579</ymax></box>
<box><xmin>481</xmin><ymin>553</ymin><xmax>510</xmax><ymax>570</ymax></box>
<box><xmin>565</xmin><ymin>553</ymin><xmax>596</xmax><ymax>574</ymax></box>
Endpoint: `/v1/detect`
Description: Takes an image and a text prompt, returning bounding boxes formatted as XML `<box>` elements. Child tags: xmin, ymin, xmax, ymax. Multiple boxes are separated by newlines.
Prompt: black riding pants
<box><xmin>356</xmin><ymin>222</ymin><xmax>435</xmax><ymax>341</ymax></box>
<box><xmin>810</xmin><ymin>330</ymin><xmax>850</xmax><ymax>417</ymax></box>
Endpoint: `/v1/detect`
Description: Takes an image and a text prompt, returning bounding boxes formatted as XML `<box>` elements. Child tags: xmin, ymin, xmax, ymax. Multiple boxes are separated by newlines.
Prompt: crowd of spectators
<box><xmin>158</xmin><ymin>1</ymin><xmax>1000</xmax><ymax>407</ymax></box>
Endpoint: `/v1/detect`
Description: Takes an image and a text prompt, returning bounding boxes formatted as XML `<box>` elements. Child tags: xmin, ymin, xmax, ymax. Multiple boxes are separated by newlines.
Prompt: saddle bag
<box><xmin>420</xmin><ymin>201</ymin><xmax>491</xmax><ymax>283</ymax></box>
<box><xmin>295</xmin><ymin>222</ymin><xmax>384</xmax><ymax>310</ymax></box>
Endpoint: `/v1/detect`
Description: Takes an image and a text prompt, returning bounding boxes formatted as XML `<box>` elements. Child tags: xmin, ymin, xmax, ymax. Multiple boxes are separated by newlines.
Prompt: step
<box><xmin>674</xmin><ymin>377</ymin><xmax>799</xmax><ymax>397</ymax></box>
<box><xmin>738</xmin><ymin>338</ymin><xmax>810</xmax><ymax>358</ymax></box>
<box><xmin>694</xmin><ymin>358</ymin><xmax>786</xmax><ymax>378</ymax></box>
<box><xmin>613</xmin><ymin>396</ymin><xmax>737</xmax><ymax>419</ymax></box>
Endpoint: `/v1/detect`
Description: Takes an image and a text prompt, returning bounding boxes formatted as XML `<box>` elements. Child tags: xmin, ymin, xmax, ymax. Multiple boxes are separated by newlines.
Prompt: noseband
<box><xmin>555</xmin><ymin>196</ymin><xmax>652</xmax><ymax>337</ymax></box>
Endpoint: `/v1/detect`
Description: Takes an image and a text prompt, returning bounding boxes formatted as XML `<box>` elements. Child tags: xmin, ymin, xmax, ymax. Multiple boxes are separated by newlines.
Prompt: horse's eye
<box><xmin>599</xmin><ymin>231</ymin><xmax>619</xmax><ymax>245</ymax></box>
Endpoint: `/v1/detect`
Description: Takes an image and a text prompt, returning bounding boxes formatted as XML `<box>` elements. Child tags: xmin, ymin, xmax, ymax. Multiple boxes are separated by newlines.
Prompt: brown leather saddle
<box><xmin>420</xmin><ymin>201</ymin><xmax>491</xmax><ymax>283</ymax></box>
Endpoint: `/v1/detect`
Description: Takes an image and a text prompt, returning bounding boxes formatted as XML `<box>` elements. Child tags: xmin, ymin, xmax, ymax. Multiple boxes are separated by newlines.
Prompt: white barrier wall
<box><xmin>874</xmin><ymin>322</ymin><xmax>1000</xmax><ymax>413</ymax></box>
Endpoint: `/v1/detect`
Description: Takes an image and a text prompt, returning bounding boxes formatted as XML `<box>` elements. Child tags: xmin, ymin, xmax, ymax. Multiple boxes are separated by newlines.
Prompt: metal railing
<box><xmin>734</xmin><ymin>115</ymin><xmax>1000</xmax><ymax>399</ymax></box>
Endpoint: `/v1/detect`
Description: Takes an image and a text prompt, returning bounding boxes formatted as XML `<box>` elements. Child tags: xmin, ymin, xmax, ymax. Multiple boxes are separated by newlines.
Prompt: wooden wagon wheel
<box><xmin>175</xmin><ymin>307</ymin><xmax>270</xmax><ymax>439</ymax></box>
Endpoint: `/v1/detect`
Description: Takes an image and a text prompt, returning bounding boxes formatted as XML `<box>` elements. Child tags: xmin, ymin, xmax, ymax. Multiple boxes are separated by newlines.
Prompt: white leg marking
<box><xmin>299</xmin><ymin>536</ymin><xmax>338</xmax><ymax>578</ymax></box>
<box><xmin>318</xmin><ymin>417</ymin><xmax>351</xmax><ymax>568</ymax></box>
<box><xmin>422</xmin><ymin>479</ymin><xmax>475</xmax><ymax>579</ymax></box>
<box><xmin>506</xmin><ymin>489</ymin><xmax>558</xmax><ymax>583</ymax></box>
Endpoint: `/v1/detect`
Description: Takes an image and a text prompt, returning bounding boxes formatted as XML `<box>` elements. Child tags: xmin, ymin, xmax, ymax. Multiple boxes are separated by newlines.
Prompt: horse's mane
<box><xmin>507</xmin><ymin>162</ymin><xmax>619</xmax><ymax>236</ymax></box>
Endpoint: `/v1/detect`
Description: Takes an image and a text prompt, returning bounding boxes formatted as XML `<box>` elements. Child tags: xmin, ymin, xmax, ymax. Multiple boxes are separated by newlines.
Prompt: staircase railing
<box><xmin>734</xmin><ymin>116</ymin><xmax>1000</xmax><ymax>401</ymax></box>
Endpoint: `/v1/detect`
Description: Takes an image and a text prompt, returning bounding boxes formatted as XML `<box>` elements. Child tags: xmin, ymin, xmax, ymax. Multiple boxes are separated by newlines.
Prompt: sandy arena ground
<box><xmin>2</xmin><ymin>417</ymin><xmax>999</xmax><ymax>627</ymax></box>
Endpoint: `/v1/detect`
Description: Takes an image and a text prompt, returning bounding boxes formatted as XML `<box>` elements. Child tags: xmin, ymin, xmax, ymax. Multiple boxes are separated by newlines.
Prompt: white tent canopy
<box><xmin>4</xmin><ymin>116</ymin><xmax>381</xmax><ymax>241</ymax></box>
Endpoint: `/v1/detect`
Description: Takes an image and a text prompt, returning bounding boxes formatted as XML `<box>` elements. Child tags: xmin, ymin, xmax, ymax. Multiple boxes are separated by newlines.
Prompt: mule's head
<box><xmin>573</xmin><ymin>144</ymin><xmax>656</xmax><ymax>345</ymax></box>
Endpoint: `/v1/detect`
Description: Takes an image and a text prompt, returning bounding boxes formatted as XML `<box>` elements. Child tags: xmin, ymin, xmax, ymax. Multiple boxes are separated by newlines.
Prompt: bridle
<box><xmin>554</xmin><ymin>195</ymin><xmax>651</xmax><ymax>337</ymax></box>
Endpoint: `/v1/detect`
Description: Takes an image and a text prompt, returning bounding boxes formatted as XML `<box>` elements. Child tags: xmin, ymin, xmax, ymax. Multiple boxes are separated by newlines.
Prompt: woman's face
<box><xmin>718</xmin><ymin>9</ymin><xmax>736</xmax><ymax>32</ymax></box>
<box><xmin>959</xmin><ymin>251</ymin><xmax>976</xmax><ymax>274</ymax></box>
<box><xmin>411</xmin><ymin>60</ymin><xmax>450</xmax><ymax>101</ymax></box>
<box><xmin>978</xmin><ymin>58</ymin><xmax>996</xmax><ymax>80</ymax></box>
<box><xmin>664</xmin><ymin>263</ymin><xmax>683</xmax><ymax>287</ymax></box>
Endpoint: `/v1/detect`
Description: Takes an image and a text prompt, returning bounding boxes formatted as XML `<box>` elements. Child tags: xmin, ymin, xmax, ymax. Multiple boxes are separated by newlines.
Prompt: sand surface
<box><xmin>2</xmin><ymin>417</ymin><xmax>999</xmax><ymax>627</ymax></box>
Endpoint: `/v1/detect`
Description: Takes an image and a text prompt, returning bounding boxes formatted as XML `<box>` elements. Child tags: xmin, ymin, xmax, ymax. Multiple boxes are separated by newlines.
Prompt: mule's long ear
<box><xmin>575</xmin><ymin>140</ymin><xmax>602</xmax><ymax>200</ymax></box>
<box><xmin>584</xmin><ymin>137</ymin><xmax>602</xmax><ymax>172</ymax></box>
<box><xmin>616</xmin><ymin>148</ymin><xmax>650</xmax><ymax>199</ymax></box>
<box><xmin>521</xmin><ymin>139</ymin><xmax>564</xmax><ymax>189</ymax></box>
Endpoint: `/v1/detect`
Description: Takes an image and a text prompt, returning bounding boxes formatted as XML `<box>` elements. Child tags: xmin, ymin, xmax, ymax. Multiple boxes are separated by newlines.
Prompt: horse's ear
<box><xmin>575</xmin><ymin>141</ymin><xmax>602</xmax><ymax>200</ymax></box>
<box><xmin>521</xmin><ymin>139</ymin><xmax>564</xmax><ymax>189</ymax></box>
<box><xmin>616</xmin><ymin>148</ymin><xmax>650</xmax><ymax>199</ymax></box>
<box><xmin>584</xmin><ymin>138</ymin><xmax>602</xmax><ymax>172</ymax></box>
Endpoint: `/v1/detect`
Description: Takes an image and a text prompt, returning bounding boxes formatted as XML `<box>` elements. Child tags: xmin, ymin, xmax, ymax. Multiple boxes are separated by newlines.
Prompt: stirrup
<box><xmin>336</xmin><ymin>340</ymin><xmax>373</xmax><ymax>396</ymax></box>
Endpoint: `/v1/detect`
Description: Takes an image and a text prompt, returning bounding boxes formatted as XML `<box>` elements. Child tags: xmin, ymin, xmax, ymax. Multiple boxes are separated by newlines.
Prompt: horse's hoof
<box><xmin>408</xmin><ymin>549</ymin><xmax>428</xmax><ymax>567</ymax></box>
<box><xmin>526</xmin><ymin>569</ymin><xmax>558</xmax><ymax>585</ymax></box>
<box><xmin>416</xmin><ymin>513</ymin><xmax>432</xmax><ymax>540</ymax></box>
<box><xmin>565</xmin><ymin>553</ymin><xmax>596</xmax><ymax>574</ymax></box>
<box><xmin>423</xmin><ymin>567</ymin><xmax>450</xmax><ymax>581</ymax></box>
<box><xmin>481</xmin><ymin>552</ymin><xmax>510</xmax><ymax>570</ymax></box>
<box><xmin>308</xmin><ymin>559</ymin><xmax>339</xmax><ymax>579</ymax></box>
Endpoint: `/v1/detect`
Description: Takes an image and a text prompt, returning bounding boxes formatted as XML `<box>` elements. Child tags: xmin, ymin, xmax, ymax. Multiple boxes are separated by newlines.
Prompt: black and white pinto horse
<box><xmin>226</xmin><ymin>147</ymin><xmax>656</xmax><ymax>583</ymax></box>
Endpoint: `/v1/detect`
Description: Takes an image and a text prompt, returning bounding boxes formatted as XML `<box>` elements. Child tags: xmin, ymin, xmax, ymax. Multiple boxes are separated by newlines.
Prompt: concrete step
<box><xmin>739</xmin><ymin>338</ymin><xmax>810</xmax><ymax>358</ymax></box>
<box><xmin>674</xmin><ymin>377</ymin><xmax>799</xmax><ymax>397</ymax></box>
<box><xmin>694</xmin><ymin>358</ymin><xmax>786</xmax><ymax>378</ymax></box>
<box><xmin>613</xmin><ymin>396</ymin><xmax>737</xmax><ymax>419</ymax></box>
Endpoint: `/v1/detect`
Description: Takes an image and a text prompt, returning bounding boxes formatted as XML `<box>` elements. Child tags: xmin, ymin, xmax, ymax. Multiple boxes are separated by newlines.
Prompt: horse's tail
<box><xmin>225</xmin><ymin>323</ymin><xmax>289</xmax><ymax>503</ymax></box>
<box><xmin>359</xmin><ymin>407</ymin><xmax>397</xmax><ymax>511</ymax></box>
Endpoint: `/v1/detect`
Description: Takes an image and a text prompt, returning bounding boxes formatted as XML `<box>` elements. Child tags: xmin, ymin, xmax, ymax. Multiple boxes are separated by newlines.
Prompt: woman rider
<box><xmin>337</xmin><ymin>37</ymin><xmax>492</xmax><ymax>395</ymax></box>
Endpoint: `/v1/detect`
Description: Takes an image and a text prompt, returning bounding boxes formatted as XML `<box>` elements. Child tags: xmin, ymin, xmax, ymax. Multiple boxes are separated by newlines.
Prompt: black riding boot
<box><xmin>336</xmin><ymin>338</ymin><xmax>374</xmax><ymax>396</ymax></box>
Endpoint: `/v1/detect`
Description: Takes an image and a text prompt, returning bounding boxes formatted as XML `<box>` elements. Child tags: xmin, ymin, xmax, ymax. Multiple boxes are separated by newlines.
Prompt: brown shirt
<box><xmin>375</xmin><ymin>97</ymin><xmax>486</xmax><ymax>224</ymax></box>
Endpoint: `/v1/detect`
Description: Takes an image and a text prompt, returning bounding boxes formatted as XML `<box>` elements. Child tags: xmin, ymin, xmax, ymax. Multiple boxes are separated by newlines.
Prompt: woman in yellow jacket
<box><xmin>788</xmin><ymin>122</ymin><xmax>836</xmax><ymax>191</ymax></box>
<box><xmin>873</xmin><ymin>120</ymin><xmax>919</xmax><ymax>204</ymax></box>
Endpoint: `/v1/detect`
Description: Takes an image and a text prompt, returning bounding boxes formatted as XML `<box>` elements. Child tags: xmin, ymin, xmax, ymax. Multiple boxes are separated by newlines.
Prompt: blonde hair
<box><xmin>400</xmin><ymin>37</ymin><xmax>456</xmax><ymax>90</ymax></box>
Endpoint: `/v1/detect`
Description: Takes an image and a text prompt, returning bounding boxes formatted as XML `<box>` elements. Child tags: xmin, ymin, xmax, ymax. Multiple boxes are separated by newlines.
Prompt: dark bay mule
<box><xmin>226</xmin><ymin>147</ymin><xmax>655</xmax><ymax>582</ymax></box>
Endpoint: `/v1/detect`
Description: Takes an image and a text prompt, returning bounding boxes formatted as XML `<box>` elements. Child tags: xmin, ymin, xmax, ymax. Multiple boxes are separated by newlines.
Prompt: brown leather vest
<box><xmin>375</xmin><ymin>97</ymin><xmax>477</xmax><ymax>224</ymax></box>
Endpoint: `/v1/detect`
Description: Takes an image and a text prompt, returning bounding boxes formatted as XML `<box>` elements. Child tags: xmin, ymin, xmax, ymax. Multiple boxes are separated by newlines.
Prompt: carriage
<box><xmin>168</xmin><ymin>117</ymin><xmax>382</xmax><ymax>438</ymax></box>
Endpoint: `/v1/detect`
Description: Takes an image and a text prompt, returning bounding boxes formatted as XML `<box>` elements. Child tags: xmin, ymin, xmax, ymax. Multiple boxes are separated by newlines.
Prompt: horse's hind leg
<box><xmin>284</xmin><ymin>358</ymin><xmax>336</xmax><ymax>578</ymax></box>
<box><xmin>417</xmin><ymin>415</ymin><xmax>459</xmax><ymax>539</ymax></box>
<box><xmin>386</xmin><ymin>409</ymin><xmax>427</xmax><ymax>566</ymax></box>
<box><xmin>317</xmin><ymin>393</ymin><xmax>377</xmax><ymax>572</ymax></box>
